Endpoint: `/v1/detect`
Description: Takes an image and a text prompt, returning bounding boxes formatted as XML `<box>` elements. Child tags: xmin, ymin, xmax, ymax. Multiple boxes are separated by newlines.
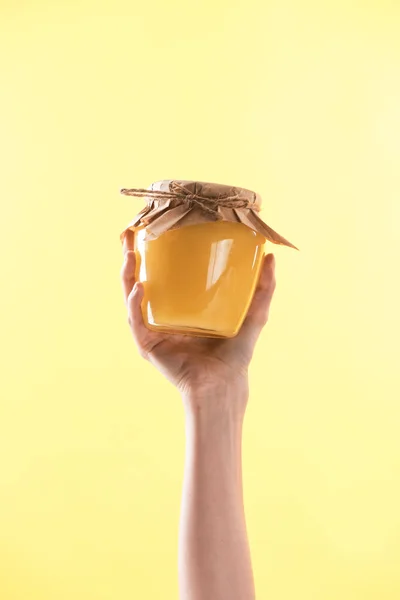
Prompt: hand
<box><xmin>121</xmin><ymin>229</ymin><xmax>276</xmax><ymax>415</ymax></box>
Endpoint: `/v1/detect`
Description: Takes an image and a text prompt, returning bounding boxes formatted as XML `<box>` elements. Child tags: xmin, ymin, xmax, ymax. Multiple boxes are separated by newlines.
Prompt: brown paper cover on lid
<box><xmin>120</xmin><ymin>180</ymin><xmax>298</xmax><ymax>250</ymax></box>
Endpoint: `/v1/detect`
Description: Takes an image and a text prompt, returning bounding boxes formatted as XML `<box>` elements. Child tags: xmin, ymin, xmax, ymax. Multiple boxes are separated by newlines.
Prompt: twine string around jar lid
<box><xmin>120</xmin><ymin>181</ymin><xmax>254</xmax><ymax>216</ymax></box>
<box><xmin>120</xmin><ymin>180</ymin><xmax>299</xmax><ymax>249</ymax></box>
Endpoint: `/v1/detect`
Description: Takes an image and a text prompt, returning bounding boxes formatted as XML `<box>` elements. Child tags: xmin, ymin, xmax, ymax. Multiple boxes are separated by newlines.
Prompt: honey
<box><xmin>134</xmin><ymin>221</ymin><xmax>265</xmax><ymax>338</ymax></box>
<box><xmin>121</xmin><ymin>179</ymin><xmax>297</xmax><ymax>338</ymax></box>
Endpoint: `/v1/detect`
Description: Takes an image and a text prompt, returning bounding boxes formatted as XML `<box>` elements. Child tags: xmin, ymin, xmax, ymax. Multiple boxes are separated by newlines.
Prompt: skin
<box><xmin>121</xmin><ymin>228</ymin><xmax>276</xmax><ymax>600</ymax></box>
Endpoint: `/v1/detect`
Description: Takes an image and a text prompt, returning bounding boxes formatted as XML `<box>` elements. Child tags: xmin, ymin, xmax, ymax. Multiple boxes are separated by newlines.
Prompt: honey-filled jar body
<box><xmin>134</xmin><ymin>221</ymin><xmax>266</xmax><ymax>338</ymax></box>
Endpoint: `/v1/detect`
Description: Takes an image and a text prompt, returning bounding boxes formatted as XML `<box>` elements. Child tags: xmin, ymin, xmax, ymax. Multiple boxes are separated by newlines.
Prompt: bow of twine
<box><xmin>120</xmin><ymin>181</ymin><xmax>256</xmax><ymax>215</ymax></box>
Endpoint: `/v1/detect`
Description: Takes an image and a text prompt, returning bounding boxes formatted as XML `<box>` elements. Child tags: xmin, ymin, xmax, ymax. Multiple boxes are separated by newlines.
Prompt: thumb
<box><xmin>235</xmin><ymin>253</ymin><xmax>276</xmax><ymax>346</ymax></box>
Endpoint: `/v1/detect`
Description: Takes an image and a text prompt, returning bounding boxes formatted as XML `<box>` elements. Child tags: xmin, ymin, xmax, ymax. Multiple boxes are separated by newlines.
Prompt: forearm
<box><xmin>178</xmin><ymin>388</ymin><xmax>255</xmax><ymax>600</ymax></box>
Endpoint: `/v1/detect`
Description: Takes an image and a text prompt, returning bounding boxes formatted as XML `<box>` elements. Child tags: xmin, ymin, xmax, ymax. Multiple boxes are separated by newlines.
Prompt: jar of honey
<box><xmin>120</xmin><ymin>180</ymin><xmax>297</xmax><ymax>338</ymax></box>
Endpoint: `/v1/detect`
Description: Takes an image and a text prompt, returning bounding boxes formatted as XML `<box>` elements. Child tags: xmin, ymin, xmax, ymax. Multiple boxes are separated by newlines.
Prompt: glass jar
<box><xmin>120</xmin><ymin>180</ymin><xmax>297</xmax><ymax>338</ymax></box>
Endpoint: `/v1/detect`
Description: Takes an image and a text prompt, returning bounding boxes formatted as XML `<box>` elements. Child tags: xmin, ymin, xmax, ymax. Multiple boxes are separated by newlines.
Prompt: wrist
<box><xmin>182</xmin><ymin>378</ymin><xmax>249</xmax><ymax>425</ymax></box>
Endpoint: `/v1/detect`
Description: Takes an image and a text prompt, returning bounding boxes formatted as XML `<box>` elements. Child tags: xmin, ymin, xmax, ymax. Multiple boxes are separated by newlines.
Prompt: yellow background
<box><xmin>1</xmin><ymin>0</ymin><xmax>399</xmax><ymax>598</ymax></box>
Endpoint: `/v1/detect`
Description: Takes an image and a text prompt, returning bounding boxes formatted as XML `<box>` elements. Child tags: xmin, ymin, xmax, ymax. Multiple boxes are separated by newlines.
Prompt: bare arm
<box><xmin>179</xmin><ymin>386</ymin><xmax>255</xmax><ymax>600</ymax></box>
<box><xmin>121</xmin><ymin>229</ymin><xmax>276</xmax><ymax>600</ymax></box>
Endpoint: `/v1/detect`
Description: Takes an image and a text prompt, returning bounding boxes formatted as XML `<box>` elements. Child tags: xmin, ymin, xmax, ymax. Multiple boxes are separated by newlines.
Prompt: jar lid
<box><xmin>151</xmin><ymin>179</ymin><xmax>262</xmax><ymax>209</ymax></box>
<box><xmin>120</xmin><ymin>179</ymin><xmax>298</xmax><ymax>250</ymax></box>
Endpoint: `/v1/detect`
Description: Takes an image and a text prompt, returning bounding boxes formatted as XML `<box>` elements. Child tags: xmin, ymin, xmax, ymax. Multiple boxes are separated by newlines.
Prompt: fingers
<box><xmin>127</xmin><ymin>281</ymin><xmax>161</xmax><ymax>359</ymax></box>
<box><xmin>236</xmin><ymin>253</ymin><xmax>276</xmax><ymax>344</ymax></box>
<box><xmin>121</xmin><ymin>230</ymin><xmax>136</xmax><ymax>305</ymax></box>
<box><xmin>122</xmin><ymin>228</ymin><xmax>134</xmax><ymax>254</ymax></box>
<box><xmin>121</xmin><ymin>229</ymin><xmax>163</xmax><ymax>359</ymax></box>
<box><xmin>121</xmin><ymin>249</ymin><xmax>136</xmax><ymax>306</ymax></box>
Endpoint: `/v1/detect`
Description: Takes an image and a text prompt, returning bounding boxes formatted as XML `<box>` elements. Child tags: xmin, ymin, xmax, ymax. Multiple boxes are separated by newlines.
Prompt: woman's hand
<box><xmin>121</xmin><ymin>229</ymin><xmax>276</xmax><ymax>416</ymax></box>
